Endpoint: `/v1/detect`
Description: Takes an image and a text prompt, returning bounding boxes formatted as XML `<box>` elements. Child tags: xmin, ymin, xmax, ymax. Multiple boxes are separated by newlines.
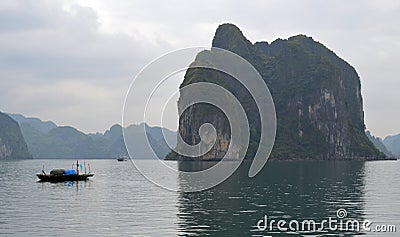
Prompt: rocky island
<box><xmin>166</xmin><ymin>23</ymin><xmax>384</xmax><ymax>161</ymax></box>
<box><xmin>0</xmin><ymin>112</ymin><xmax>31</xmax><ymax>159</ymax></box>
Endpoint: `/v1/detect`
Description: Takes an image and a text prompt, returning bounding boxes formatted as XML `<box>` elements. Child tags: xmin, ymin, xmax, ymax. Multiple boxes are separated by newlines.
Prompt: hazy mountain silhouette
<box><xmin>10</xmin><ymin>113</ymin><xmax>176</xmax><ymax>159</ymax></box>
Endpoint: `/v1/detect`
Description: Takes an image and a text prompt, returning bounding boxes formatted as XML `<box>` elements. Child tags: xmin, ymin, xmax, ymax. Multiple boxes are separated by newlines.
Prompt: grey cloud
<box><xmin>1</xmin><ymin>0</ymin><xmax>399</xmax><ymax>137</ymax></box>
<box><xmin>0</xmin><ymin>0</ymin><xmax>173</xmax><ymax>132</ymax></box>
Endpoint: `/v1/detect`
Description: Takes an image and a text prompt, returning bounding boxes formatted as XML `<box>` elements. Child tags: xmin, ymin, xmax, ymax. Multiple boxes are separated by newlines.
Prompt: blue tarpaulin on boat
<box><xmin>65</xmin><ymin>169</ymin><xmax>77</xmax><ymax>175</ymax></box>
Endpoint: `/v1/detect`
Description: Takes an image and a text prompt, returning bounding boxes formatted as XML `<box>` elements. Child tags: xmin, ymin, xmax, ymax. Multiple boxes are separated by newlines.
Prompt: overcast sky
<box><xmin>0</xmin><ymin>0</ymin><xmax>399</xmax><ymax>138</ymax></box>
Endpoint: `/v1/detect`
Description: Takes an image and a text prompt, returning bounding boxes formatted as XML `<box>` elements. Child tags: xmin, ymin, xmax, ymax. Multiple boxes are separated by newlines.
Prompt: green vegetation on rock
<box><xmin>168</xmin><ymin>23</ymin><xmax>384</xmax><ymax>160</ymax></box>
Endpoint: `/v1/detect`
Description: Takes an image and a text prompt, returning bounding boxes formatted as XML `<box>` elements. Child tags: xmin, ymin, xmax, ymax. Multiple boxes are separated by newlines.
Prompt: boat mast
<box><xmin>76</xmin><ymin>160</ymin><xmax>79</xmax><ymax>175</ymax></box>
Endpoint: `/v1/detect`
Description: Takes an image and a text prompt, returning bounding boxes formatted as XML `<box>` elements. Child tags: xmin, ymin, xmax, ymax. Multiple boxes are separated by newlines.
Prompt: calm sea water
<box><xmin>0</xmin><ymin>159</ymin><xmax>399</xmax><ymax>236</ymax></box>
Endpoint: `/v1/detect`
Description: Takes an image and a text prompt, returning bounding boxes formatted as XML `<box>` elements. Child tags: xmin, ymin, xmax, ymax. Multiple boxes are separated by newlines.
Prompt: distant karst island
<box><xmin>0</xmin><ymin>112</ymin><xmax>31</xmax><ymax>159</ymax></box>
<box><xmin>166</xmin><ymin>23</ymin><xmax>396</xmax><ymax>161</ymax></box>
<box><xmin>1</xmin><ymin>113</ymin><xmax>176</xmax><ymax>159</ymax></box>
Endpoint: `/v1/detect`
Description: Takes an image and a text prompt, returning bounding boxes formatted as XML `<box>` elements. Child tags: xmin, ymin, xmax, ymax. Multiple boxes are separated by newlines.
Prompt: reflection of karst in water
<box><xmin>176</xmin><ymin>161</ymin><xmax>367</xmax><ymax>236</ymax></box>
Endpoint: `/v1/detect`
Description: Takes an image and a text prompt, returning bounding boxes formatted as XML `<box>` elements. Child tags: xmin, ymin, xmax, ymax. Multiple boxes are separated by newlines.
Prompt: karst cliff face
<box><xmin>0</xmin><ymin>112</ymin><xmax>31</xmax><ymax>159</ymax></box>
<box><xmin>166</xmin><ymin>23</ymin><xmax>383</xmax><ymax>160</ymax></box>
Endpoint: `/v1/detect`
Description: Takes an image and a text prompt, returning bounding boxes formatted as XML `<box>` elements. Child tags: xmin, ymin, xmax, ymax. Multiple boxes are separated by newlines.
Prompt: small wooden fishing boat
<box><xmin>37</xmin><ymin>160</ymin><xmax>94</xmax><ymax>183</ymax></box>
<box><xmin>117</xmin><ymin>155</ymin><xmax>128</xmax><ymax>162</ymax></box>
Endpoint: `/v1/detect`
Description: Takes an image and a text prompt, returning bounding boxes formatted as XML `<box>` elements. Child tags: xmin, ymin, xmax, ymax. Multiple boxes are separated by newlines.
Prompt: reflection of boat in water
<box><xmin>37</xmin><ymin>160</ymin><xmax>94</xmax><ymax>183</ymax></box>
<box><xmin>117</xmin><ymin>155</ymin><xmax>128</xmax><ymax>162</ymax></box>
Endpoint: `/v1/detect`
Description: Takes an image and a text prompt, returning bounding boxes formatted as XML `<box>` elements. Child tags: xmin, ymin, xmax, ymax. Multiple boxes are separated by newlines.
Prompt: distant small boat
<box><xmin>117</xmin><ymin>155</ymin><xmax>128</xmax><ymax>162</ymax></box>
<box><xmin>37</xmin><ymin>160</ymin><xmax>94</xmax><ymax>183</ymax></box>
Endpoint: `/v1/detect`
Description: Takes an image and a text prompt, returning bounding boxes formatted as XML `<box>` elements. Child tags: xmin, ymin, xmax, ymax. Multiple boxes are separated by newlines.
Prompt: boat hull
<box><xmin>37</xmin><ymin>174</ymin><xmax>94</xmax><ymax>183</ymax></box>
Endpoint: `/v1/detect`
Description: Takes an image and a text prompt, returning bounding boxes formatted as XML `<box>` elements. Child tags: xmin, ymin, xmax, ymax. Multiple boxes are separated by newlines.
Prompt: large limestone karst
<box><xmin>166</xmin><ymin>23</ymin><xmax>383</xmax><ymax>160</ymax></box>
